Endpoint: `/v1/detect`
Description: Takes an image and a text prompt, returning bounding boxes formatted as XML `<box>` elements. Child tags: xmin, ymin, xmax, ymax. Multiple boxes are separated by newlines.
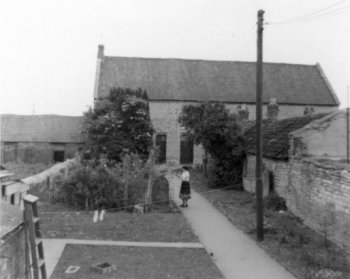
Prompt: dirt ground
<box><xmin>190</xmin><ymin>170</ymin><xmax>350</xmax><ymax>279</ymax></box>
<box><xmin>50</xmin><ymin>244</ymin><xmax>224</xmax><ymax>279</ymax></box>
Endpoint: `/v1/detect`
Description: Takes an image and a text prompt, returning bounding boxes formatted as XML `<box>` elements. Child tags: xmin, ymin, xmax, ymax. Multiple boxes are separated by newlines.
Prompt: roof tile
<box><xmin>0</xmin><ymin>115</ymin><xmax>85</xmax><ymax>143</ymax></box>
<box><xmin>244</xmin><ymin>113</ymin><xmax>330</xmax><ymax>160</ymax></box>
<box><xmin>98</xmin><ymin>57</ymin><xmax>339</xmax><ymax>106</ymax></box>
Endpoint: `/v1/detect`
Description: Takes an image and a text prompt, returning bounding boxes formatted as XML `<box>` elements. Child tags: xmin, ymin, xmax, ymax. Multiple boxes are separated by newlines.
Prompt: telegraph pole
<box><xmin>347</xmin><ymin>86</ymin><xmax>349</xmax><ymax>164</ymax></box>
<box><xmin>256</xmin><ymin>9</ymin><xmax>265</xmax><ymax>241</ymax></box>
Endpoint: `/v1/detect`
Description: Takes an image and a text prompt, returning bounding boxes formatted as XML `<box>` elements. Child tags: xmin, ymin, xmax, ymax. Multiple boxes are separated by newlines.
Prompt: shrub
<box><xmin>60</xmin><ymin>154</ymin><xmax>149</xmax><ymax>210</ymax></box>
<box><xmin>264</xmin><ymin>193</ymin><xmax>287</xmax><ymax>211</ymax></box>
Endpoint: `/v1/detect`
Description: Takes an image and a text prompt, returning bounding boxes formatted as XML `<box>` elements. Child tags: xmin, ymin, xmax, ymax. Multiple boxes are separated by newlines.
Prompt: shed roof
<box><xmin>97</xmin><ymin>56</ymin><xmax>339</xmax><ymax>106</ymax></box>
<box><xmin>0</xmin><ymin>114</ymin><xmax>85</xmax><ymax>143</ymax></box>
<box><xmin>244</xmin><ymin>113</ymin><xmax>330</xmax><ymax>160</ymax></box>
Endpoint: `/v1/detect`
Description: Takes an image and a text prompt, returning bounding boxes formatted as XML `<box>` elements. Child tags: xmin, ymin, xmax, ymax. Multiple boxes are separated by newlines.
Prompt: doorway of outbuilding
<box><xmin>53</xmin><ymin>151</ymin><xmax>64</xmax><ymax>163</ymax></box>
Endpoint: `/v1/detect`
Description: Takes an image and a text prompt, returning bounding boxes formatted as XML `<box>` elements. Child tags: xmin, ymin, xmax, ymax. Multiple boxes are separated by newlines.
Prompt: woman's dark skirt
<box><xmin>179</xmin><ymin>181</ymin><xmax>191</xmax><ymax>200</ymax></box>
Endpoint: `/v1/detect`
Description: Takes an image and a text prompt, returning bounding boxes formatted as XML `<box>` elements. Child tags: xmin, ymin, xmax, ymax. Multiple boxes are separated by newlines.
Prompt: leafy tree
<box><xmin>83</xmin><ymin>87</ymin><xmax>154</xmax><ymax>161</ymax></box>
<box><xmin>178</xmin><ymin>102</ymin><xmax>245</xmax><ymax>188</ymax></box>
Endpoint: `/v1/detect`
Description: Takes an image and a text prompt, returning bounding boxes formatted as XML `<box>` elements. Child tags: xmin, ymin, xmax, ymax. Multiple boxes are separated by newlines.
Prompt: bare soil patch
<box><xmin>50</xmin><ymin>244</ymin><xmax>224</xmax><ymax>279</ymax></box>
<box><xmin>190</xmin><ymin>170</ymin><xmax>350</xmax><ymax>279</ymax></box>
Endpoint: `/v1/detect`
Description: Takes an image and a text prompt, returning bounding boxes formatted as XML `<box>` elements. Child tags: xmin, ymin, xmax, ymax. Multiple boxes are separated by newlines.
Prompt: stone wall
<box><xmin>0</xmin><ymin>142</ymin><xmax>83</xmax><ymax>164</ymax></box>
<box><xmin>0</xmin><ymin>226</ymin><xmax>26</xmax><ymax>279</ymax></box>
<box><xmin>150</xmin><ymin>101</ymin><xmax>337</xmax><ymax>165</ymax></box>
<box><xmin>288</xmin><ymin>158</ymin><xmax>350</xmax><ymax>254</ymax></box>
<box><xmin>243</xmin><ymin>156</ymin><xmax>290</xmax><ymax>197</ymax></box>
<box><xmin>225</xmin><ymin>103</ymin><xmax>337</xmax><ymax>120</ymax></box>
<box><xmin>243</xmin><ymin>155</ymin><xmax>350</xmax><ymax>254</ymax></box>
<box><xmin>150</xmin><ymin>102</ymin><xmax>204</xmax><ymax>165</ymax></box>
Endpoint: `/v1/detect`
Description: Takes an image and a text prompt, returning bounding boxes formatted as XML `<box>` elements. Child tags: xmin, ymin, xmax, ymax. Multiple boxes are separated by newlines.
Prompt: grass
<box><xmin>190</xmin><ymin>170</ymin><xmax>350</xmax><ymax>279</ymax></box>
<box><xmin>50</xmin><ymin>244</ymin><xmax>224</xmax><ymax>279</ymax></box>
<box><xmin>38</xmin><ymin>202</ymin><xmax>198</xmax><ymax>242</ymax></box>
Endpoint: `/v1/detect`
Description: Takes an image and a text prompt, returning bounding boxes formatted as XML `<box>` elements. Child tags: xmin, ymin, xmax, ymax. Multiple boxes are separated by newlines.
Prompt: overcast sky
<box><xmin>0</xmin><ymin>0</ymin><xmax>349</xmax><ymax>116</ymax></box>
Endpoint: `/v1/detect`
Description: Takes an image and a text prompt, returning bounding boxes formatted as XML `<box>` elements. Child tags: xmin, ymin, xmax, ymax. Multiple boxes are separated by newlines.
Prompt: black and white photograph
<box><xmin>0</xmin><ymin>0</ymin><xmax>349</xmax><ymax>278</ymax></box>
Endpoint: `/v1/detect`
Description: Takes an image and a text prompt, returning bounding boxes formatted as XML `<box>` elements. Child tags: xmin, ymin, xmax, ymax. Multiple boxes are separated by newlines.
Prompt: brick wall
<box><xmin>0</xmin><ymin>226</ymin><xmax>26</xmax><ymax>279</ymax></box>
<box><xmin>150</xmin><ymin>101</ymin><xmax>336</xmax><ymax>165</ymax></box>
<box><xmin>243</xmin><ymin>155</ymin><xmax>350</xmax><ymax>254</ymax></box>
<box><xmin>1</xmin><ymin>142</ymin><xmax>83</xmax><ymax>164</ymax></box>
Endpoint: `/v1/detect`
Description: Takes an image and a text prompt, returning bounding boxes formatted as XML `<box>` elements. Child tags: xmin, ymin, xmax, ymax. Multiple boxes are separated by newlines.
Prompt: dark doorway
<box><xmin>180</xmin><ymin>134</ymin><xmax>193</xmax><ymax>164</ymax></box>
<box><xmin>155</xmin><ymin>134</ymin><xmax>167</xmax><ymax>164</ymax></box>
<box><xmin>53</xmin><ymin>151</ymin><xmax>65</xmax><ymax>163</ymax></box>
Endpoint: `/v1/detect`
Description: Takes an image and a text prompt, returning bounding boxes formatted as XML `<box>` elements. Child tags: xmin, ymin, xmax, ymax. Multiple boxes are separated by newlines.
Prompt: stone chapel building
<box><xmin>93</xmin><ymin>45</ymin><xmax>339</xmax><ymax>165</ymax></box>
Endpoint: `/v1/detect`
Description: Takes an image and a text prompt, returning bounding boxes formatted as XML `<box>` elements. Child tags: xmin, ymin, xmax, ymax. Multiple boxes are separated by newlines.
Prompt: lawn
<box><xmin>39</xmin><ymin>202</ymin><xmax>198</xmax><ymax>242</ymax></box>
<box><xmin>50</xmin><ymin>244</ymin><xmax>224</xmax><ymax>279</ymax></box>
<box><xmin>190</xmin><ymin>170</ymin><xmax>350</xmax><ymax>279</ymax></box>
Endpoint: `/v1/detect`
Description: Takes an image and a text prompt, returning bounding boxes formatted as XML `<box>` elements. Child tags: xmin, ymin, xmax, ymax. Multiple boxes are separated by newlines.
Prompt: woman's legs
<box><xmin>181</xmin><ymin>198</ymin><xmax>185</xmax><ymax>207</ymax></box>
<box><xmin>184</xmin><ymin>198</ymin><xmax>188</xmax><ymax>207</ymax></box>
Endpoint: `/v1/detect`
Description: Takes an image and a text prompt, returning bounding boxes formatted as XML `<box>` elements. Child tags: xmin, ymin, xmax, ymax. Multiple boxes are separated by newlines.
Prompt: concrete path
<box><xmin>167</xmin><ymin>174</ymin><xmax>297</xmax><ymax>279</ymax></box>
<box><xmin>43</xmin><ymin>239</ymin><xmax>204</xmax><ymax>278</ymax></box>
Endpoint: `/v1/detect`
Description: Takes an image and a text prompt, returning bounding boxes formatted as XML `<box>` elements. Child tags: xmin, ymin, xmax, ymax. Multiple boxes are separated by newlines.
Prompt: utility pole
<box><xmin>347</xmin><ymin>86</ymin><xmax>349</xmax><ymax>164</ymax></box>
<box><xmin>256</xmin><ymin>9</ymin><xmax>265</xmax><ymax>241</ymax></box>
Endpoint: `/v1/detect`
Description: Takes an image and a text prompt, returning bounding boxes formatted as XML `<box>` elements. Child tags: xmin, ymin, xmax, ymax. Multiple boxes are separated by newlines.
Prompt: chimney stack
<box><xmin>303</xmin><ymin>106</ymin><xmax>314</xmax><ymax>116</ymax></box>
<box><xmin>267</xmin><ymin>97</ymin><xmax>279</xmax><ymax>121</ymax></box>
<box><xmin>237</xmin><ymin>104</ymin><xmax>249</xmax><ymax>121</ymax></box>
<box><xmin>98</xmin><ymin>45</ymin><xmax>104</xmax><ymax>59</ymax></box>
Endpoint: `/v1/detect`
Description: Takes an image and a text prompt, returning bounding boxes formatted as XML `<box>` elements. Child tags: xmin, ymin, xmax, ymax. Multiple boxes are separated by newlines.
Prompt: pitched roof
<box><xmin>244</xmin><ymin>113</ymin><xmax>330</xmax><ymax>160</ymax></box>
<box><xmin>97</xmin><ymin>56</ymin><xmax>339</xmax><ymax>106</ymax></box>
<box><xmin>0</xmin><ymin>114</ymin><xmax>85</xmax><ymax>143</ymax></box>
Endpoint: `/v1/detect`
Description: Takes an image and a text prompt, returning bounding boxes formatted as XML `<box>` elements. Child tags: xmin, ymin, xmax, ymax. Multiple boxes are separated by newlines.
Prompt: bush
<box><xmin>264</xmin><ymin>193</ymin><xmax>287</xmax><ymax>211</ymax></box>
<box><xmin>60</xmin><ymin>154</ymin><xmax>149</xmax><ymax>210</ymax></box>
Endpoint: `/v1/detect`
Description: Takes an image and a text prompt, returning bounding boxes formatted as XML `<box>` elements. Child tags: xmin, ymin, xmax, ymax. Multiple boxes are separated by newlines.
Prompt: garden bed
<box><xmin>38</xmin><ymin>202</ymin><xmax>197</xmax><ymax>242</ymax></box>
<box><xmin>190</xmin><ymin>170</ymin><xmax>350</xmax><ymax>279</ymax></box>
<box><xmin>50</xmin><ymin>244</ymin><xmax>224</xmax><ymax>279</ymax></box>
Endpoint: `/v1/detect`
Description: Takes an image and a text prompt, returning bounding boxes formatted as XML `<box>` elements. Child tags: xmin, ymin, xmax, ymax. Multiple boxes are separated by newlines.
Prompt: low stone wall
<box><xmin>243</xmin><ymin>155</ymin><xmax>350</xmax><ymax>254</ymax></box>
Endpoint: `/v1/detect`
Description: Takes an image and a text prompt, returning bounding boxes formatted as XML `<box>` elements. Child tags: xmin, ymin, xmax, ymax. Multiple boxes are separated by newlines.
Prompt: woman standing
<box><xmin>179</xmin><ymin>166</ymin><xmax>191</xmax><ymax>207</ymax></box>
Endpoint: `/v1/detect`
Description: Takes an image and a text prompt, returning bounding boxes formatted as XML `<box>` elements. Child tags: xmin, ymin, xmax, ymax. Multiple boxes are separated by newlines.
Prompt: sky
<box><xmin>0</xmin><ymin>0</ymin><xmax>349</xmax><ymax>116</ymax></box>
